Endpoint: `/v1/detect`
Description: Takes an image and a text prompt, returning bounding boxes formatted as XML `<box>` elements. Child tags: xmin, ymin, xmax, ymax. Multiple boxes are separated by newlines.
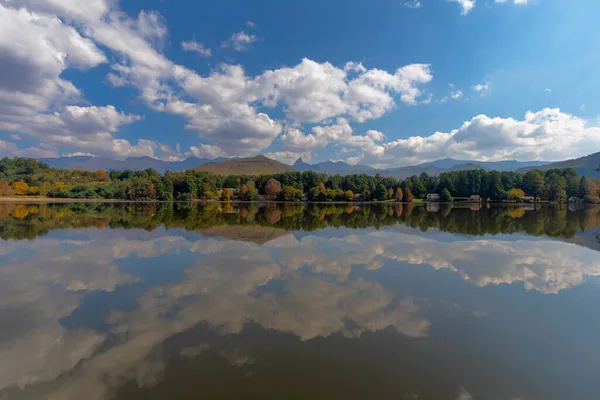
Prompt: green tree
<box><xmin>374</xmin><ymin>184</ymin><xmax>388</xmax><ymax>201</ymax></box>
<box><xmin>283</xmin><ymin>186</ymin><xmax>303</xmax><ymax>201</ymax></box>
<box><xmin>440</xmin><ymin>188</ymin><xmax>453</xmax><ymax>202</ymax></box>
<box><xmin>409</xmin><ymin>176</ymin><xmax>427</xmax><ymax>198</ymax></box>
<box><xmin>546</xmin><ymin>173</ymin><xmax>567</xmax><ymax>202</ymax></box>
<box><xmin>523</xmin><ymin>171</ymin><xmax>545</xmax><ymax>198</ymax></box>
<box><xmin>39</xmin><ymin>181</ymin><xmax>52</xmax><ymax>196</ymax></box>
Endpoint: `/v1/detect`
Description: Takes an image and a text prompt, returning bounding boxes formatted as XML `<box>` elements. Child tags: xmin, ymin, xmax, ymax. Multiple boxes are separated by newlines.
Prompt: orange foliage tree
<box><xmin>404</xmin><ymin>187</ymin><xmax>414</xmax><ymax>203</ymax></box>
<box><xmin>94</xmin><ymin>170</ymin><xmax>110</xmax><ymax>182</ymax></box>
<box><xmin>265</xmin><ymin>179</ymin><xmax>283</xmax><ymax>199</ymax></box>
<box><xmin>0</xmin><ymin>181</ymin><xmax>14</xmax><ymax>197</ymax></box>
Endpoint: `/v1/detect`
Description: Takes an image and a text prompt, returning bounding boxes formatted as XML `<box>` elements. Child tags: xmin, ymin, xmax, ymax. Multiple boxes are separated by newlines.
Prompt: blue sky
<box><xmin>0</xmin><ymin>0</ymin><xmax>599</xmax><ymax>167</ymax></box>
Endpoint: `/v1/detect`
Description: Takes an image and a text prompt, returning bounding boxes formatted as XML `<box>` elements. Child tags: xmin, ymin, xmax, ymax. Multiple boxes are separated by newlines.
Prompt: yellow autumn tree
<box><xmin>507</xmin><ymin>188</ymin><xmax>526</xmax><ymax>201</ymax></box>
<box><xmin>11</xmin><ymin>181</ymin><xmax>29</xmax><ymax>195</ymax></box>
<box><xmin>221</xmin><ymin>188</ymin><xmax>232</xmax><ymax>202</ymax></box>
<box><xmin>344</xmin><ymin>190</ymin><xmax>354</xmax><ymax>201</ymax></box>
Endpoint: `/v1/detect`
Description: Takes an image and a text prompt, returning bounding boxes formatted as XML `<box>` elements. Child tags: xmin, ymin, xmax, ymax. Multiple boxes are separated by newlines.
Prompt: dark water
<box><xmin>1</xmin><ymin>202</ymin><xmax>600</xmax><ymax>400</ymax></box>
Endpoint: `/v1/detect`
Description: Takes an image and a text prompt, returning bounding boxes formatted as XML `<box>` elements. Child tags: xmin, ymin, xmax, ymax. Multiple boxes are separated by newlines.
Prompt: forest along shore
<box><xmin>1</xmin><ymin>157</ymin><xmax>599</xmax><ymax>204</ymax></box>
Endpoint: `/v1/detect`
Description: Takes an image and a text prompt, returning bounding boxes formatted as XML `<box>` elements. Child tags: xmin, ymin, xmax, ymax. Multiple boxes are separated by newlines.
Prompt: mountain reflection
<box><xmin>1</xmin><ymin>203</ymin><xmax>600</xmax><ymax>399</ymax></box>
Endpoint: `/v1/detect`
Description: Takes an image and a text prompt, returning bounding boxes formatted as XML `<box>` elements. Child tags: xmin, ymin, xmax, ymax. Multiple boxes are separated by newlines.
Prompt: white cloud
<box><xmin>279</xmin><ymin>118</ymin><xmax>385</xmax><ymax>159</ymax></box>
<box><xmin>0</xmin><ymin>140</ymin><xmax>59</xmax><ymax>158</ymax></box>
<box><xmin>449</xmin><ymin>0</ymin><xmax>476</xmax><ymax>15</ymax></box>
<box><xmin>0</xmin><ymin>4</ymin><xmax>106</xmax><ymax>119</ymax></box>
<box><xmin>1</xmin><ymin>1</ymin><xmax>433</xmax><ymax>160</ymax></box>
<box><xmin>356</xmin><ymin>109</ymin><xmax>600</xmax><ymax>167</ymax></box>
<box><xmin>0</xmin><ymin>105</ymin><xmax>142</xmax><ymax>156</ymax></box>
<box><xmin>187</xmin><ymin>144</ymin><xmax>227</xmax><ymax>159</ymax></box>
<box><xmin>246</xmin><ymin>20</ymin><xmax>257</xmax><ymax>28</ymax></box>
<box><xmin>451</xmin><ymin>90</ymin><xmax>463</xmax><ymax>99</ymax></box>
<box><xmin>263</xmin><ymin>151</ymin><xmax>312</xmax><ymax>164</ymax></box>
<box><xmin>401</xmin><ymin>0</ymin><xmax>422</xmax><ymax>8</ymax></box>
<box><xmin>473</xmin><ymin>83</ymin><xmax>489</xmax><ymax>93</ymax></box>
<box><xmin>221</xmin><ymin>31</ymin><xmax>258</xmax><ymax>51</ymax></box>
<box><xmin>181</xmin><ymin>39</ymin><xmax>211</xmax><ymax>57</ymax></box>
<box><xmin>496</xmin><ymin>0</ymin><xmax>530</xmax><ymax>4</ymax></box>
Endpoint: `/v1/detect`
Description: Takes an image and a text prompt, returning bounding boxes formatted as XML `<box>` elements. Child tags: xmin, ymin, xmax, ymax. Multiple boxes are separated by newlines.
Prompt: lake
<box><xmin>1</xmin><ymin>202</ymin><xmax>600</xmax><ymax>400</ymax></box>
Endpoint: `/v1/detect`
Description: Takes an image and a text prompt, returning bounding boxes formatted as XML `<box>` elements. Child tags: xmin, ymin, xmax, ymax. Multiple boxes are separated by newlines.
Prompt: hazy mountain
<box><xmin>517</xmin><ymin>152</ymin><xmax>600</xmax><ymax>178</ymax></box>
<box><xmin>35</xmin><ymin>154</ymin><xmax>588</xmax><ymax>178</ymax></box>
<box><xmin>194</xmin><ymin>155</ymin><xmax>296</xmax><ymax>175</ymax></box>
<box><xmin>39</xmin><ymin>156</ymin><xmax>229</xmax><ymax>173</ymax></box>
<box><xmin>293</xmin><ymin>158</ymin><xmax>382</xmax><ymax>175</ymax></box>
<box><xmin>382</xmin><ymin>163</ymin><xmax>486</xmax><ymax>180</ymax></box>
<box><xmin>419</xmin><ymin>158</ymin><xmax>550</xmax><ymax>171</ymax></box>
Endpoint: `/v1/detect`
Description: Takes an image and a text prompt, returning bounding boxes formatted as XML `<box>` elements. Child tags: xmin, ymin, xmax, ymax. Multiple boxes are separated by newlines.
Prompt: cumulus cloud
<box><xmin>449</xmin><ymin>0</ymin><xmax>476</xmax><ymax>15</ymax></box>
<box><xmin>278</xmin><ymin>118</ymin><xmax>385</xmax><ymax>160</ymax></box>
<box><xmin>181</xmin><ymin>39</ymin><xmax>211</xmax><ymax>56</ymax></box>
<box><xmin>0</xmin><ymin>2</ymin><xmax>182</xmax><ymax>159</ymax></box>
<box><xmin>171</xmin><ymin>59</ymin><xmax>430</xmax><ymax>156</ymax></box>
<box><xmin>0</xmin><ymin>1</ymin><xmax>436</xmax><ymax>159</ymax></box>
<box><xmin>187</xmin><ymin>144</ymin><xmax>227</xmax><ymax>159</ymax></box>
<box><xmin>357</xmin><ymin>109</ymin><xmax>600</xmax><ymax>167</ymax></box>
<box><xmin>221</xmin><ymin>31</ymin><xmax>257</xmax><ymax>51</ymax></box>
<box><xmin>0</xmin><ymin>4</ymin><xmax>106</xmax><ymax>118</ymax></box>
<box><xmin>0</xmin><ymin>105</ymin><xmax>155</xmax><ymax>159</ymax></box>
<box><xmin>263</xmin><ymin>151</ymin><xmax>313</xmax><ymax>164</ymax></box>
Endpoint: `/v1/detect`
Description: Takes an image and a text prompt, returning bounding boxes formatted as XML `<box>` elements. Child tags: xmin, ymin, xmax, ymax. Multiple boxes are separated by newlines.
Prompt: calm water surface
<box><xmin>1</xmin><ymin>202</ymin><xmax>600</xmax><ymax>400</ymax></box>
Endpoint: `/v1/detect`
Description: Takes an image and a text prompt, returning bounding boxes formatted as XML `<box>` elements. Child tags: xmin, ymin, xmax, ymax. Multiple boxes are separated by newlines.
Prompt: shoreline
<box><xmin>0</xmin><ymin>198</ymin><xmax>590</xmax><ymax>206</ymax></box>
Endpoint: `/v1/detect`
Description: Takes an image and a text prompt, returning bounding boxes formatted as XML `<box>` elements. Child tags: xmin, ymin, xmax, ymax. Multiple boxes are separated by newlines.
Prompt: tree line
<box><xmin>1</xmin><ymin>157</ymin><xmax>598</xmax><ymax>203</ymax></box>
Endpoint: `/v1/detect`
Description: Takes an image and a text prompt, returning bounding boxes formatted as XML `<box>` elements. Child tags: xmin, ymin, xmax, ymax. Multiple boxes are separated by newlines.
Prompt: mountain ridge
<box><xmin>517</xmin><ymin>152</ymin><xmax>600</xmax><ymax>178</ymax></box>
<box><xmin>35</xmin><ymin>153</ymin><xmax>599</xmax><ymax>178</ymax></box>
<box><xmin>39</xmin><ymin>156</ymin><xmax>230</xmax><ymax>174</ymax></box>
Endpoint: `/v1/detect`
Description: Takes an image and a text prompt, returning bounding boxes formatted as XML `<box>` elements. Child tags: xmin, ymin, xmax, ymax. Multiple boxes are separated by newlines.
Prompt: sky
<box><xmin>0</xmin><ymin>0</ymin><xmax>599</xmax><ymax>168</ymax></box>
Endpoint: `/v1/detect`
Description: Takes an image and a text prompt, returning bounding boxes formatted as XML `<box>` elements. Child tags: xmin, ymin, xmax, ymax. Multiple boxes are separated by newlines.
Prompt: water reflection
<box><xmin>0</xmin><ymin>203</ymin><xmax>599</xmax><ymax>399</ymax></box>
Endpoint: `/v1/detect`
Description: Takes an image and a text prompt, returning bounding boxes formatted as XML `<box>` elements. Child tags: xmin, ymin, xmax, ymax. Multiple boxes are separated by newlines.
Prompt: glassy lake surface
<box><xmin>1</xmin><ymin>202</ymin><xmax>600</xmax><ymax>400</ymax></box>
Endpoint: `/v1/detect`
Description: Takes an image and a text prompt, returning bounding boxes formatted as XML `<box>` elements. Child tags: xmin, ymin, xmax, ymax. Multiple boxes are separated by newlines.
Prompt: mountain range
<box><xmin>294</xmin><ymin>157</ymin><xmax>551</xmax><ymax>179</ymax></box>
<box><xmin>36</xmin><ymin>152</ymin><xmax>600</xmax><ymax>178</ymax></box>
<box><xmin>39</xmin><ymin>156</ymin><xmax>230</xmax><ymax>174</ymax></box>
